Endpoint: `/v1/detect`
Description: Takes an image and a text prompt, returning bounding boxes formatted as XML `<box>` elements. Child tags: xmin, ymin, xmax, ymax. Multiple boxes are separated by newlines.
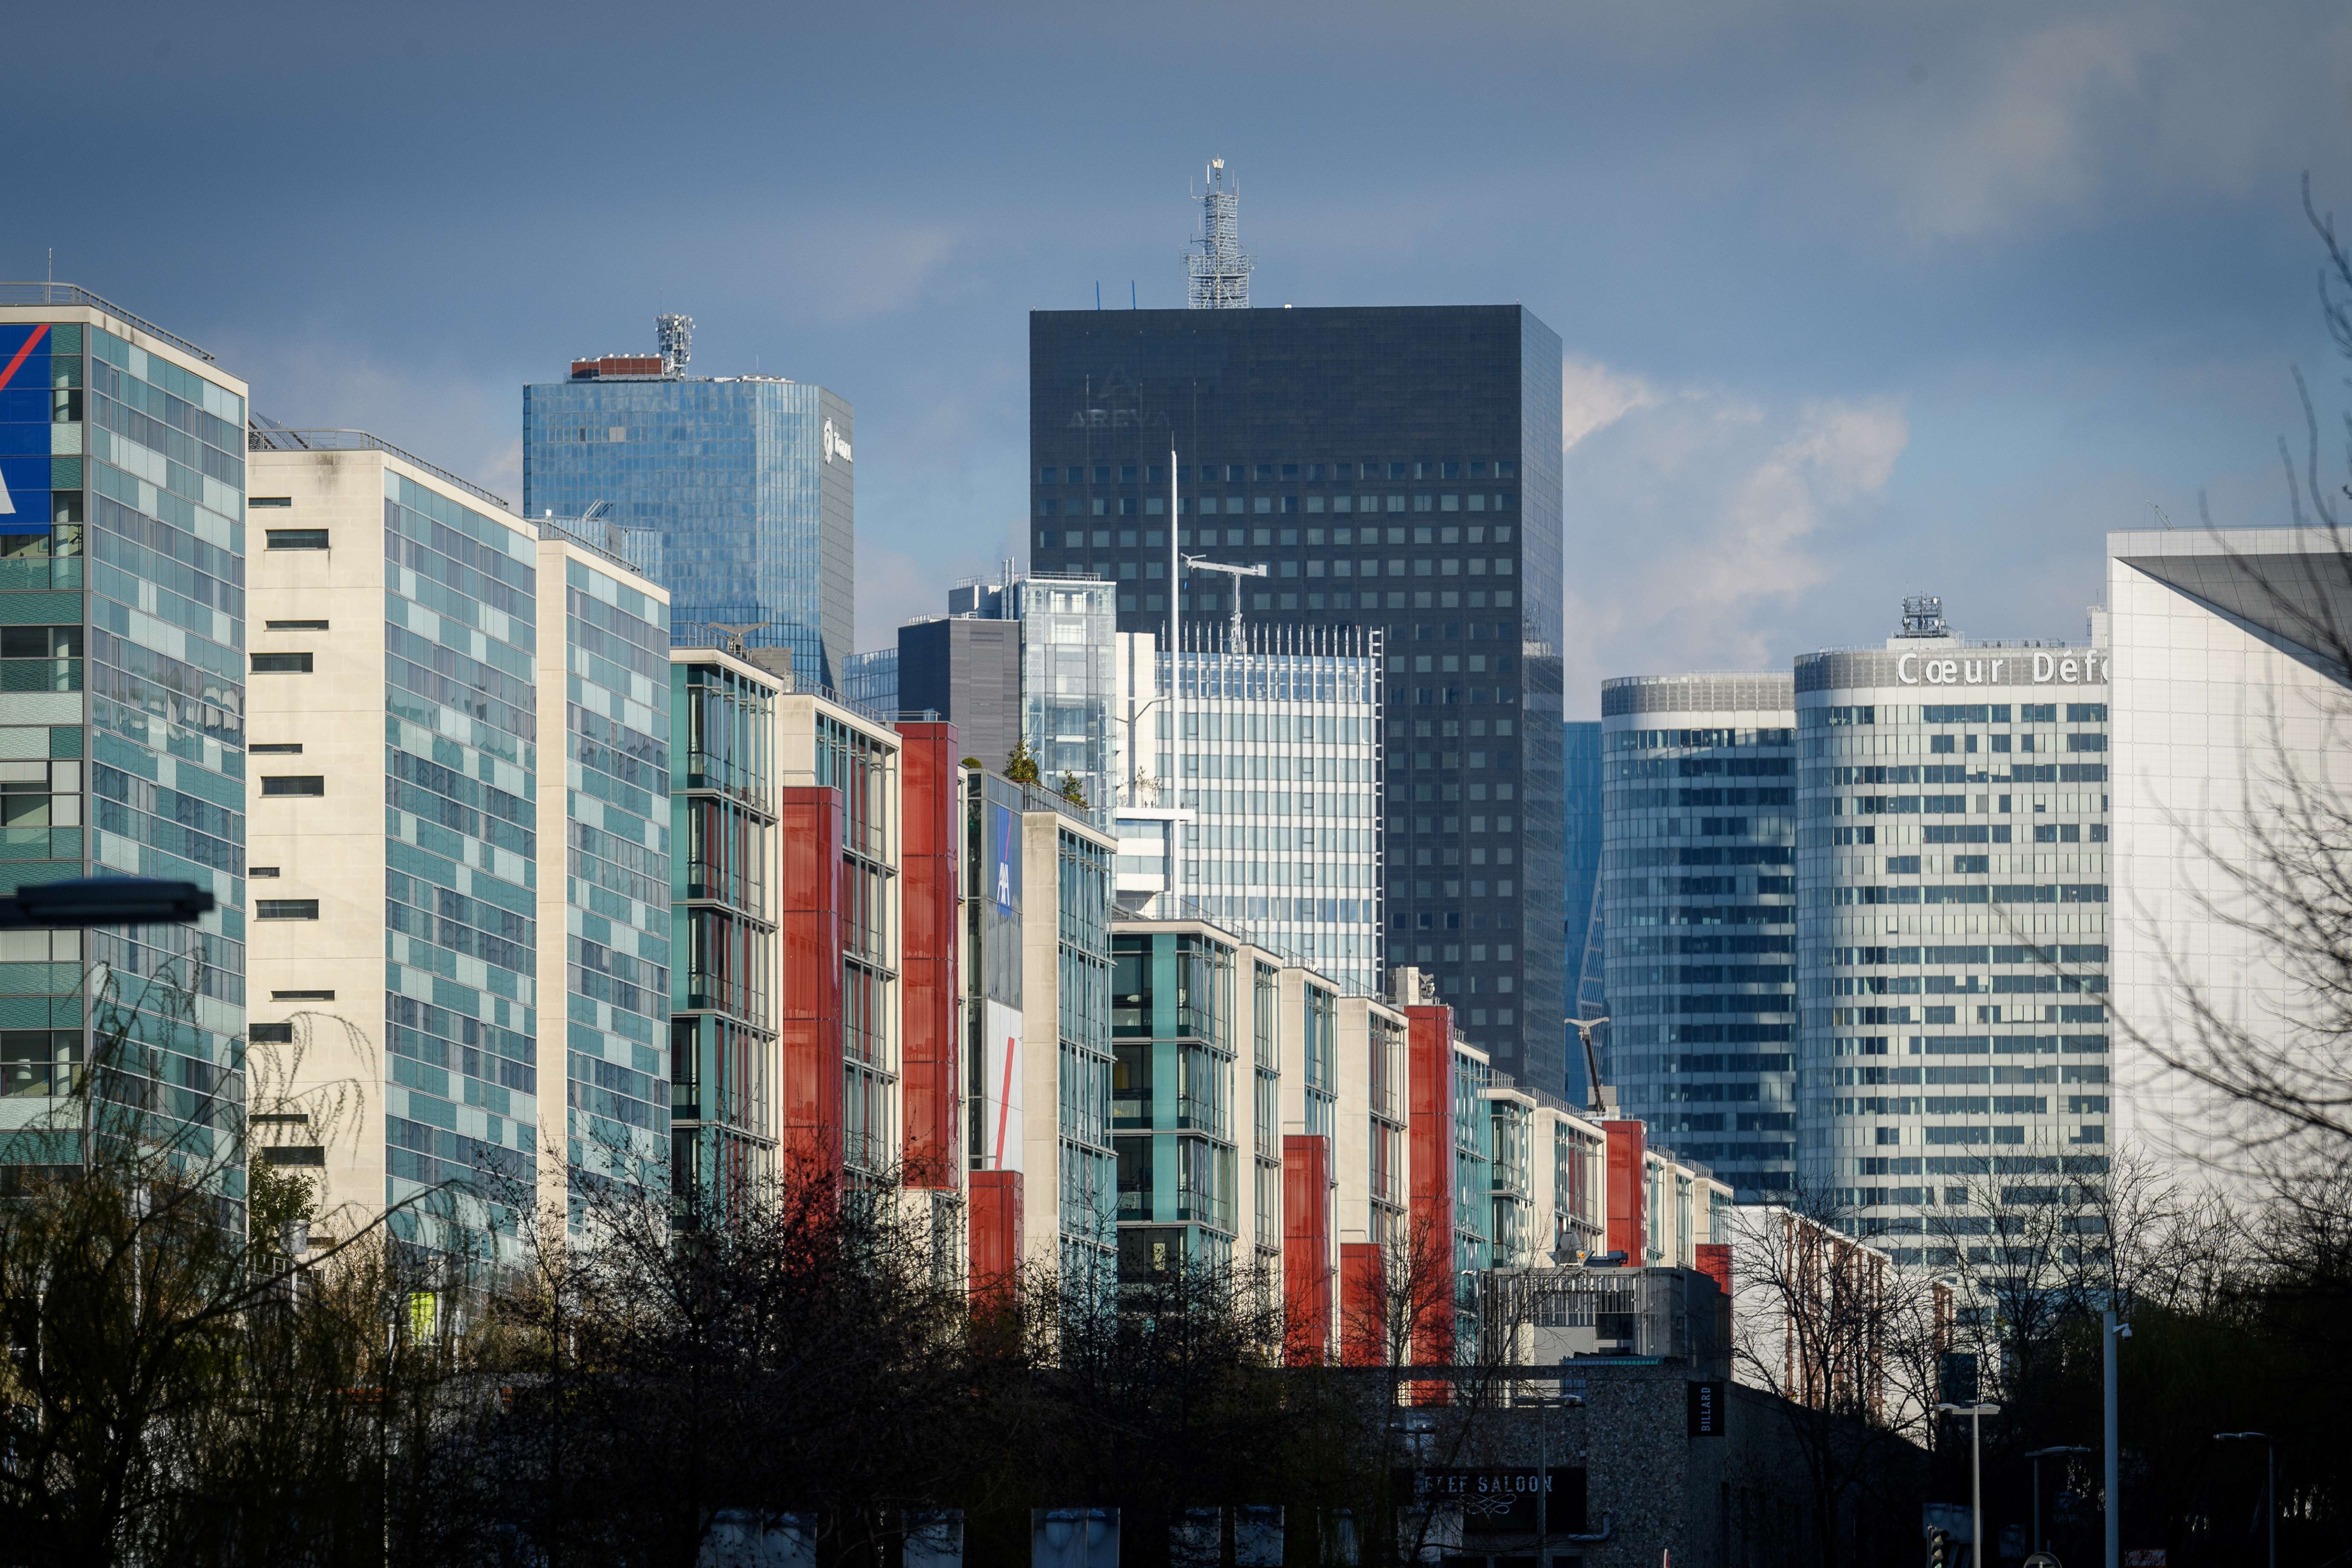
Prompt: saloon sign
<box><xmin>1898</xmin><ymin>651</ymin><xmax>2112</xmax><ymax>687</ymax></box>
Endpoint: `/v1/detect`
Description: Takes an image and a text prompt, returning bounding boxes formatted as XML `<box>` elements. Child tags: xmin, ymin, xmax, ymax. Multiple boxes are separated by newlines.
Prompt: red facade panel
<box><xmin>898</xmin><ymin>722</ymin><xmax>960</xmax><ymax>1189</ymax></box>
<box><xmin>778</xmin><ymin>787</ymin><xmax>846</xmax><ymax>1184</ymax></box>
<box><xmin>1282</xmin><ymin>1134</ymin><xmax>1334</xmax><ymax>1365</ymax></box>
<box><xmin>970</xmin><ymin>1170</ymin><xmax>1024</xmax><ymax>1294</ymax></box>
<box><xmin>1340</xmin><ymin>1241</ymin><xmax>1386</xmax><ymax>1366</ymax></box>
<box><xmin>1696</xmin><ymin>1242</ymin><xmax>1732</xmax><ymax>1298</ymax></box>
<box><xmin>1604</xmin><ymin>1120</ymin><xmax>1647</xmax><ymax>1262</ymax></box>
<box><xmin>1405</xmin><ymin>1004</ymin><xmax>1456</xmax><ymax>1371</ymax></box>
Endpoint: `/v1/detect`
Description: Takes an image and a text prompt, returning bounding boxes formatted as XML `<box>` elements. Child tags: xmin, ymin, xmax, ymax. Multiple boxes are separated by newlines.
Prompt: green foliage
<box><xmin>1057</xmin><ymin>771</ymin><xmax>1088</xmax><ymax>808</ymax></box>
<box><xmin>1004</xmin><ymin>740</ymin><xmax>1041</xmax><ymax>784</ymax></box>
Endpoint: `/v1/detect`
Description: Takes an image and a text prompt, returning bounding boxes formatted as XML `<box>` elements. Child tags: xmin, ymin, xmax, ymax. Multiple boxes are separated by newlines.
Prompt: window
<box><xmin>251</xmin><ymin>743</ymin><xmax>304</xmax><ymax>755</ymax></box>
<box><xmin>1</xmin><ymin>1031</ymin><xmax>83</xmax><ymax>1098</ymax></box>
<box><xmin>260</xmin><ymin>776</ymin><xmax>326</xmax><ymax>797</ymax></box>
<box><xmin>251</xmin><ymin>653</ymin><xmax>313</xmax><ymax>673</ymax></box>
<box><xmin>0</xmin><ymin>626</ymin><xmax>80</xmax><ymax>659</ymax></box>
<box><xmin>265</xmin><ymin>619</ymin><xmax>329</xmax><ymax>631</ymax></box>
<box><xmin>257</xmin><ymin>899</ymin><xmax>320</xmax><ymax>920</ymax></box>
<box><xmin>265</xmin><ymin>529</ymin><xmax>329</xmax><ymax>550</ymax></box>
<box><xmin>271</xmin><ymin>990</ymin><xmax>335</xmax><ymax>1001</ymax></box>
<box><xmin>248</xmin><ymin>1023</ymin><xmax>295</xmax><ymax>1043</ymax></box>
<box><xmin>250</xmin><ymin>866</ymin><xmax>281</xmax><ymax>878</ymax></box>
<box><xmin>260</xmin><ymin>1146</ymin><xmax>326</xmax><ymax>1167</ymax></box>
<box><xmin>250</xmin><ymin>497</ymin><xmax>294</xmax><ymax>508</ymax></box>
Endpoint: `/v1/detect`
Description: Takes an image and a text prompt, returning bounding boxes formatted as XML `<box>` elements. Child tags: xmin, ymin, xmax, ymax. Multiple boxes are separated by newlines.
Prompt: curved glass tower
<box><xmin>1795</xmin><ymin>623</ymin><xmax>2112</xmax><ymax>1264</ymax></box>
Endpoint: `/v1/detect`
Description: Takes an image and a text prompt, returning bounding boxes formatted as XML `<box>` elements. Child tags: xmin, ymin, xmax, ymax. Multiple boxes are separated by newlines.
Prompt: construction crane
<box><xmin>1567</xmin><ymin>1014</ymin><xmax>1615</xmax><ymax>1117</ymax></box>
<box><xmin>1180</xmin><ymin>555</ymin><xmax>1267</xmax><ymax>651</ymax></box>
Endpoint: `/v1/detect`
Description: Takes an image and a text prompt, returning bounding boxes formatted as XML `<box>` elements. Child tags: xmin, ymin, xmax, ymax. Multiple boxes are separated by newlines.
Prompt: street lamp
<box><xmin>2213</xmin><ymin>1432</ymin><xmax>2275</xmax><ymax>1568</ymax></box>
<box><xmin>2103</xmin><ymin>1312</ymin><xmax>2131</xmax><ymax>1568</ymax></box>
<box><xmin>0</xmin><ymin>877</ymin><xmax>214</xmax><ymax>929</ymax></box>
<box><xmin>1939</xmin><ymin>1401</ymin><xmax>2001</xmax><ymax>1568</ymax></box>
<box><xmin>1520</xmin><ymin>1392</ymin><xmax>1585</xmax><ymax>1564</ymax></box>
<box><xmin>2025</xmin><ymin>1445</ymin><xmax>2092</xmax><ymax>1554</ymax></box>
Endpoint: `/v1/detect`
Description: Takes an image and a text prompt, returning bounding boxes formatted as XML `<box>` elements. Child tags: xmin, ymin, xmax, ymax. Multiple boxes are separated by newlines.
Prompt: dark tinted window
<box><xmin>260</xmin><ymin>776</ymin><xmax>326</xmax><ymax>797</ymax></box>
<box><xmin>266</xmin><ymin>529</ymin><xmax>330</xmax><ymax>550</ymax></box>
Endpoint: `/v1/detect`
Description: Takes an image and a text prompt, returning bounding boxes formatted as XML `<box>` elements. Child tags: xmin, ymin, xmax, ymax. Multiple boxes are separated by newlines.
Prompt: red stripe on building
<box><xmin>0</xmin><ymin>325</ymin><xmax>49</xmax><ymax>392</ymax></box>
<box><xmin>1605</xmin><ymin>1120</ymin><xmax>1647</xmax><ymax>1262</ymax></box>
<box><xmin>777</xmin><ymin>785</ymin><xmax>846</xmax><ymax>1184</ymax></box>
<box><xmin>896</xmin><ymin>722</ymin><xmax>960</xmax><ymax>1188</ymax></box>
<box><xmin>1406</xmin><ymin>1002</ymin><xmax>1456</xmax><ymax>1386</ymax></box>
<box><xmin>1283</xmin><ymin>1133</ymin><xmax>1334</xmax><ymax>1364</ymax></box>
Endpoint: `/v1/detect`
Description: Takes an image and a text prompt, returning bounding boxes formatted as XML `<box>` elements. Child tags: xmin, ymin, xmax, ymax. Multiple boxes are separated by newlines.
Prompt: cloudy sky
<box><xmin>11</xmin><ymin>0</ymin><xmax>2348</xmax><ymax>714</ymax></box>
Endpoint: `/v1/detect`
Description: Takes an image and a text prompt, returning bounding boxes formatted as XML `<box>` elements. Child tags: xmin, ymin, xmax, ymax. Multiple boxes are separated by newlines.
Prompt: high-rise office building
<box><xmin>245</xmin><ymin>432</ymin><xmax>674</xmax><ymax>1257</ymax></box>
<box><xmin>0</xmin><ymin>286</ymin><xmax>248</xmax><ymax>1200</ymax></box>
<box><xmin>898</xmin><ymin>616</ymin><xmax>1021</xmax><ymax>772</ymax></box>
<box><xmin>1028</xmin><ymin>305</ymin><xmax>1565</xmax><ymax>1089</ymax></box>
<box><xmin>1109</xmin><ymin>627</ymin><xmax>1384</xmax><ymax>996</ymax></box>
<box><xmin>1598</xmin><ymin>675</ymin><xmax>1798</xmax><ymax>1201</ymax></box>
<box><xmin>522</xmin><ymin>318</ymin><xmax>853</xmax><ymax>688</ymax></box>
<box><xmin>1794</xmin><ymin>600</ymin><xmax>2111</xmax><ymax>1262</ymax></box>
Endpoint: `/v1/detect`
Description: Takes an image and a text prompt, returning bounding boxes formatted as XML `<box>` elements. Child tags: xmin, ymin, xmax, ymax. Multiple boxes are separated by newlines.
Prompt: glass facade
<box><xmin>559</xmin><ymin>556</ymin><xmax>673</xmax><ymax>1227</ymax></box>
<box><xmin>816</xmin><ymin>712</ymin><xmax>897</xmax><ymax>1181</ymax></box>
<box><xmin>1015</xmin><ymin>575</ymin><xmax>1115</xmax><ymax>820</ymax></box>
<box><xmin>1599</xmin><ymin>676</ymin><xmax>1798</xmax><ymax>1201</ymax></box>
<box><xmin>522</xmin><ymin>373</ymin><xmax>852</xmax><ymax>690</ymax></box>
<box><xmin>669</xmin><ymin>654</ymin><xmax>776</xmax><ymax>1218</ymax></box>
<box><xmin>1794</xmin><ymin>642</ymin><xmax>2112</xmax><ymax>1262</ymax></box>
<box><xmin>1111</xmin><ymin>927</ymin><xmax>1237</xmax><ymax>1280</ymax></box>
<box><xmin>1029</xmin><ymin>305</ymin><xmax>1566</xmax><ymax>1091</ymax></box>
<box><xmin>0</xmin><ymin>311</ymin><xmax>246</xmax><ymax>1207</ymax></box>
<box><xmin>1123</xmin><ymin>630</ymin><xmax>1382</xmax><ymax>993</ymax></box>
<box><xmin>381</xmin><ymin>474</ymin><xmax>540</xmax><ymax>1260</ymax></box>
<box><xmin>1053</xmin><ymin>820</ymin><xmax>1116</xmax><ymax>1282</ymax></box>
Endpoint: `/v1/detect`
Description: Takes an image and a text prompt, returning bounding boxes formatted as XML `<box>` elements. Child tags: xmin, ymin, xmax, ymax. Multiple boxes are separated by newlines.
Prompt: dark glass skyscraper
<box><xmin>1027</xmin><ymin>306</ymin><xmax>1564</xmax><ymax>1089</ymax></box>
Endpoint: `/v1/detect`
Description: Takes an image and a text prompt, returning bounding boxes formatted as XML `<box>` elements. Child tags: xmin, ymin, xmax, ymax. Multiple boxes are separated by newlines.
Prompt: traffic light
<box><xmin>1927</xmin><ymin>1527</ymin><xmax>1953</xmax><ymax>1568</ymax></box>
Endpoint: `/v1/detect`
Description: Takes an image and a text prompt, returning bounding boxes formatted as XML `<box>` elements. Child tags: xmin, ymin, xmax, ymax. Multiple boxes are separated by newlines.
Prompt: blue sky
<box><xmin>10</xmin><ymin>0</ymin><xmax>2347</xmax><ymax>715</ymax></box>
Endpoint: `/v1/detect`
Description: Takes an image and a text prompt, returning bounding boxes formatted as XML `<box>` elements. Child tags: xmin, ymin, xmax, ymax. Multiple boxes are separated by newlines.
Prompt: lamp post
<box><xmin>2103</xmin><ymin>1311</ymin><xmax>2130</xmax><ymax>1568</ymax></box>
<box><xmin>2213</xmin><ymin>1432</ymin><xmax>2275</xmax><ymax>1568</ymax></box>
<box><xmin>2025</xmin><ymin>1445</ymin><xmax>2092</xmax><ymax>1554</ymax></box>
<box><xmin>1939</xmin><ymin>1401</ymin><xmax>2001</xmax><ymax>1568</ymax></box>
<box><xmin>1521</xmin><ymin>1392</ymin><xmax>1584</xmax><ymax>1565</ymax></box>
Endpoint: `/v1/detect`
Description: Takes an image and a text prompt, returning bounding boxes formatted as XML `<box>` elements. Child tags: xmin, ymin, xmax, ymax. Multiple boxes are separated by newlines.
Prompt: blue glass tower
<box><xmin>522</xmin><ymin>327</ymin><xmax>851</xmax><ymax>689</ymax></box>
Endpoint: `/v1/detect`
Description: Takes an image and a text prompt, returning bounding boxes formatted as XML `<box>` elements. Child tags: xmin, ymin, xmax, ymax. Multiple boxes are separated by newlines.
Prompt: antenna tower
<box><xmin>1897</xmin><ymin>594</ymin><xmax>1949</xmax><ymax>639</ymax></box>
<box><xmin>656</xmin><ymin>313</ymin><xmax>695</xmax><ymax>378</ymax></box>
<box><xmin>1186</xmin><ymin>159</ymin><xmax>1253</xmax><ymax>310</ymax></box>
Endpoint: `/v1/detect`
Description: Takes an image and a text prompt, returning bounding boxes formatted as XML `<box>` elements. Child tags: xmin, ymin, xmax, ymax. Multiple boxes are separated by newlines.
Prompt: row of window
<box><xmin>1107</xmin><ymin>590</ymin><xmax>1518</xmax><ymax>613</ymax></box>
<box><xmin>1048</xmin><ymin>525</ymin><xmax>1517</xmax><ymax>549</ymax></box>
<box><xmin>1044</xmin><ymin>494</ymin><xmax>1517</xmax><ymax>517</ymax></box>
<box><xmin>1045</xmin><ymin>460</ymin><xmax>1516</xmax><ymax>485</ymax></box>
<box><xmin>1812</xmin><ymin>702</ymin><xmax>2105</xmax><ymax>726</ymax></box>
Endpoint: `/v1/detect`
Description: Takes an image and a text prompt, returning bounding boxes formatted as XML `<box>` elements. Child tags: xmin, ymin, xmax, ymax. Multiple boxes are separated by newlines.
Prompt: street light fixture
<box><xmin>1520</xmin><ymin>1392</ymin><xmax>1586</xmax><ymax>1562</ymax></box>
<box><xmin>2024</xmin><ymin>1445</ymin><xmax>2092</xmax><ymax>1555</ymax></box>
<box><xmin>0</xmin><ymin>877</ymin><xmax>215</xmax><ymax>929</ymax></box>
<box><xmin>2104</xmin><ymin>1312</ymin><xmax>2131</xmax><ymax>1568</ymax></box>
<box><xmin>1939</xmin><ymin>1402</ymin><xmax>2002</xmax><ymax>1568</ymax></box>
<box><xmin>2213</xmin><ymin>1432</ymin><xmax>2276</xmax><ymax>1568</ymax></box>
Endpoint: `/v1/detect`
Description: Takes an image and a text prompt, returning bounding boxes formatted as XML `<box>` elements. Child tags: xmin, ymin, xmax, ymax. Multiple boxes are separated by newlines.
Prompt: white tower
<box><xmin>1186</xmin><ymin>159</ymin><xmax>1253</xmax><ymax>310</ymax></box>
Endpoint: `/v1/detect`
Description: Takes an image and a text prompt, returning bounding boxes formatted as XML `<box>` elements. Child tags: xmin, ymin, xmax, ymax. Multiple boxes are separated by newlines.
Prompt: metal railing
<box><xmin>0</xmin><ymin>283</ymin><xmax>217</xmax><ymax>364</ymax></box>
<box><xmin>247</xmin><ymin>426</ymin><xmax>514</xmax><ymax>512</ymax></box>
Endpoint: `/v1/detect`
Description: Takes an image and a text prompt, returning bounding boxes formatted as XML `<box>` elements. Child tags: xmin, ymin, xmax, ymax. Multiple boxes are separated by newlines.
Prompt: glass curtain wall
<box><xmin>381</xmin><ymin>474</ymin><xmax>537</xmax><ymax>1262</ymax></box>
<box><xmin>1599</xmin><ymin>676</ymin><xmax>1799</xmax><ymax>1201</ymax></box>
<box><xmin>1158</xmin><ymin>627</ymin><xmax>1382</xmax><ymax>992</ymax></box>
<box><xmin>670</xmin><ymin>657</ymin><xmax>777</xmax><ymax>1219</ymax></box>
<box><xmin>1795</xmin><ymin>655</ymin><xmax>2111</xmax><ymax>1262</ymax></box>
<box><xmin>1111</xmin><ymin>928</ymin><xmax>1237</xmax><ymax>1281</ymax></box>
<box><xmin>560</xmin><ymin>557</ymin><xmax>673</xmax><ymax>1230</ymax></box>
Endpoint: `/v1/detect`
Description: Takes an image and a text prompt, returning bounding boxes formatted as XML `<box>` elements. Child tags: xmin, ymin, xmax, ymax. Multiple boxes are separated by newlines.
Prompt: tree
<box><xmin>1005</xmin><ymin>741</ymin><xmax>1042</xmax><ymax>785</ymax></box>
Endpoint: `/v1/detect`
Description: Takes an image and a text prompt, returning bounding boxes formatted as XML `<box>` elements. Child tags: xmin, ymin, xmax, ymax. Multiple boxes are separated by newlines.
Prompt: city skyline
<box><xmin>5</xmin><ymin>0</ymin><xmax>2345</xmax><ymax>717</ymax></box>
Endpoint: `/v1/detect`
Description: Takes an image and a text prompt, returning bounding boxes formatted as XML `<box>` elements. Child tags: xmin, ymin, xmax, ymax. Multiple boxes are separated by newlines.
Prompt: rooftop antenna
<box><xmin>1897</xmin><ymin>593</ymin><xmax>1949</xmax><ymax>639</ymax></box>
<box><xmin>1181</xmin><ymin>554</ymin><xmax>1267</xmax><ymax>650</ymax></box>
<box><xmin>1186</xmin><ymin>158</ymin><xmax>1253</xmax><ymax>310</ymax></box>
<box><xmin>656</xmin><ymin>313</ymin><xmax>694</xmax><ymax>378</ymax></box>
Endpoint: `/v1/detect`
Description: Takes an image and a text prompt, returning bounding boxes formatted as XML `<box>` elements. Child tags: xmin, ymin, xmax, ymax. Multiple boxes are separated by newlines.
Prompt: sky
<box><xmin>9</xmin><ymin>0</ymin><xmax>2349</xmax><ymax>716</ymax></box>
